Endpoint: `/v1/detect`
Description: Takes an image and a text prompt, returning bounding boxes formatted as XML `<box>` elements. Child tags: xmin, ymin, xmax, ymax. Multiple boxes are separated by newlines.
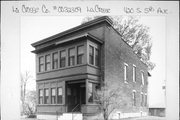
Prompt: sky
<box><xmin>20</xmin><ymin>16</ymin><xmax>166</xmax><ymax>107</ymax></box>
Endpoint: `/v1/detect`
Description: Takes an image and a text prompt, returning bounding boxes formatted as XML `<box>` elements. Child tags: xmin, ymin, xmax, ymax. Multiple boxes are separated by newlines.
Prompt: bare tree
<box><xmin>20</xmin><ymin>71</ymin><xmax>32</xmax><ymax>115</ymax></box>
<box><xmin>95</xmin><ymin>81</ymin><xmax>130</xmax><ymax>120</ymax></box>
<box><xmin>82</xmin><ymin>16</ymin><xmax>155</xmax><ymax>70</ymax></box>
<box><xmin>24</xmin><ymin>90</ymin><xmax>37</xmax><ymax>116</ymax></box>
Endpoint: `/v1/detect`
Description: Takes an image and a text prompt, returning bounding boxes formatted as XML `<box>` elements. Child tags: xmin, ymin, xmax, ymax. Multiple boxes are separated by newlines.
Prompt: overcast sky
<box><xmin>20</xmin><ymin>16</ymin><xmax>166</xmax><ymax>107</ymax></box>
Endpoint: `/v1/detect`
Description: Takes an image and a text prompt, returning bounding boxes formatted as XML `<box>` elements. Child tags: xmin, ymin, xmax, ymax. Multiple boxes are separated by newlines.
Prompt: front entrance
<box><xmin>66</xmin><ymin>81</ymin><xmax>86</xmax><ymax>112</ymax></box>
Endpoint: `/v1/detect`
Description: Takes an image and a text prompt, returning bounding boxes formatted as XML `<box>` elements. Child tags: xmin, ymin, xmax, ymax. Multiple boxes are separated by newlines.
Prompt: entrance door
<box><xmin>66</xmin><ymin>82</ymin><xmax>85</xmax><ymax>112</ymax></box>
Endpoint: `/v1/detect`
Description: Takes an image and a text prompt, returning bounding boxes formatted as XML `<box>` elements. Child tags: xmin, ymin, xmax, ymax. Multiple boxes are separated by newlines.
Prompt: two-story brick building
<box><xmin>31</xmin><ymin>16</ymin><xmax>149</xmax><ymax>119</ymax></box>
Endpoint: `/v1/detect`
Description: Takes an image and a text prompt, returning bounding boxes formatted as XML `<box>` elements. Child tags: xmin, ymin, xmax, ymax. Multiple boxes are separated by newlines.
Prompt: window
<box><xmin>44</xmin><ymin>88</ymin><xmax>49</xmax><ymax>104</ymax></box>
<box><xmin>88</xmin><ymin>82</ymin><xmax>93</xmax><ymax>103</ymax></box>
<box><xmin>89</xmin><ymin>45</ymin><xmax>94</xmax><ymax>65</ymax></box>
<box><xmin>45</xmin><ymin>54</ymin><xmax>51</xmax><ymax>71</ymax></box>
<box><xmin>95</xmin><ymin>48</ymin><xmax>99</xmax><ymax>66</ymax></box>
<box><xmin>133</xmin><ymin>65</ymin><xmax>136</xmax><ymax>82</ymax></box>
<box><xmin>93</xmin><ymin>84</ymin><xmax>99</xmax><ymax>103</ymax></box>
<box><xmin>77</xmin><ymin>45</ymin><xmax>84</xmax><ymax>64</ymax></box>
<box><xmin>39</xmin><ymin>56</ymin><xmax>44</xmax><ymax>72</ymax></box>
<box><xmin>141</xmin><ymin>93</ymin><xmax>144</xmax><ymax>106</ymax></box>
<box><xmin>51</xmin><ymin>88</ymin><xmax>56</xmax><ymax>104</ymax></box>
<box><xmin>39</xmin><ymin>89</ymin><xmax>43</xmax><ymax>104</ymax></box>
<box><xmin>132</xmin><ymin>91</ymin><xmax>136</xmax><ymax>106</ymax></box>
<box><xmin>68</xmin><ymin>48</ymin><xmax>75</xmax><ymax>66</ymax></box>
<box><xmin>88</xmin><ymin>82</ymin><xmax>99</xmax><ymax>103</ymax></box>
<box><xmin>145</xmin><ymin>94</ymin><xmax>147</xmax><ymax>106</ymax></box>
<box><xmin>52</xmin><ymin>52</ymin><xmax>58</xmax><ymax>69</ymax></box>
<box><xmin>141</xmin><ymin>71</ymin><xmax>145</xmax><ymax>85</ymax></box>
<box><xmin>57</xmin><ymin>87</ymin><xmax>62</xmax><ymax>104</ymax></box>
<box><xmin>124</xmin><ymin>63</ymin><xmax>128</xmax><ymax>83</ymax></box>
<box><xmin>60</xmin><ymin>50</ymin><xmax>66</xmax><ymax>68</ymax></box>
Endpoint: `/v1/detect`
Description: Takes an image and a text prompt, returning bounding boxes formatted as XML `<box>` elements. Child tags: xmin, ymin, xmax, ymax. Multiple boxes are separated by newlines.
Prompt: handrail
<box><xmin>72</xmin><ymin>104</ymin><xmax>80</xmax><ymax>112</ymax></box>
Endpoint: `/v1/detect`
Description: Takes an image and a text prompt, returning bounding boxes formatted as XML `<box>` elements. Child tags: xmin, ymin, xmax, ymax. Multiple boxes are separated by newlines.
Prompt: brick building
<box><xmin>31</xmin><ymin>16</ymin><xmax>149</xmax><ymax>119</ymax></box>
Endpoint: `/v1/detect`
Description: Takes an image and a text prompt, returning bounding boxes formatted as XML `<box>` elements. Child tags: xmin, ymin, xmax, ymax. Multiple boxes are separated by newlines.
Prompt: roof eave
<box><xmin>31</xmin><ymin>33</ymin><xmax>103</xmax><ymax>54</ymax></box>
<box><xmin>31</xmin><ymin>16</ymin><xmax>112</xmax><ymax>47</ymax></box>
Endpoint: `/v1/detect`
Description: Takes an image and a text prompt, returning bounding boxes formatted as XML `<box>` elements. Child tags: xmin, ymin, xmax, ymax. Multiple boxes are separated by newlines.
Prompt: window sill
<box><xmin>87</xmin><ymin>63</ymin><xmax>100</xmax><ymax>69</ymax></box>
<box><xmin>124</xmin><ymin>81</ymin><xmax>128</xmax><ymax>84</ymax></box>
<box><xmin>37</xmin><ymin>64</ymin><xmax>88</xmax><ymax>74</ymax></box>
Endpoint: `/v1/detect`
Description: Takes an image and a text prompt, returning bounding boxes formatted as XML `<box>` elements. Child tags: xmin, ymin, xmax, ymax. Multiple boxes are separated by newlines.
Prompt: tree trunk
<box><xmin>103</xmin><ymin>111</ymin><xmax>108</xmax><ymax>120</ymax></box>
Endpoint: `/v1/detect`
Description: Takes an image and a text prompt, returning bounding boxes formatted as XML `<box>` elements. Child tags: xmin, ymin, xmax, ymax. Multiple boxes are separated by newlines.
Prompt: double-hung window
<box><xmin>133</xmin><ymin>65</ymin><xmax>136</xmax><ymax>82</ymax></box>
<box><xmin>88</xmin><ymin>82</ymin><xmax>93</xmax><ymax>103</ymax></box>
<box><xmin>68</xmin><ymin>48</ymin><xmax>75</xmax><ymax>66</ymax></box>
<box><xmin>77</xmin><ymin>45</ymin><xmax>84</xmax><ymax>64</ymax></box>
<box><xmin>145</xmin><ymin>94</ymin><xmax>147</xmax><ymax>107</ymax></box>
<box><xmin>39</xmin><ymin>56</ymin><xmax>44</xmax><ymax>72</ymax></box>
<box><xmin>141</xmin><ymin>71</ymin><xmax>145</xmax><ymax>85</ymax></box>
<box><xmin>51</xmin><ymin>88</ymin><xmax>56</xmax><ymax>104</ymax></box>
<box><xmin>52</xmin><ymin>52</ymin><xmax>58</xmax><ymax>69</ymax></box>
<box><xmin>132</xmin><ymin>90</ymin><xmax>136</xmax><ymax>106</ymax></box>
<box><xmin>45</xmin><ymin>54</ymin><xmax>51</xmax><ymax>71</ymax></box>
<box><xmin>141</xmin><ymin>93</ymin><xmax>144</xmax><ymax>106</ymax></box>
<box><xmin>87</xmin><ymin>82</ymin><xmax>99</xmax><ymax>103</ymax></box>
<box><xmin>57</xmin><ymin>87</ymin><xmax>62</xmax><ymax>104</ymax></box>
<box><xmin>95</xmin><ymin>48</ymin><xmax>99</xmax><ymax>66</ymax></box>
<box><xmin>89</xmin><ymin>45</ymin><xmax>94</xmax><ymax>65</ymax></box>
<box><xmin>60</xmin><ymin>50</ymin><xmax>66</xmax><ymax>68</ymax></box>
<box><xmin>39</xmin><ymin>89</ymin><xmax>43</xmax><ymax>104</ymax></box>
<box><xmin>44</xmin><ymin>88</ymin><xmax>49</xmax><ymax>104</ymax></box>
<box><xmin>124</xmin><ymin>63</ymin><xmax>128</xmax><ymax>83</ymax></box>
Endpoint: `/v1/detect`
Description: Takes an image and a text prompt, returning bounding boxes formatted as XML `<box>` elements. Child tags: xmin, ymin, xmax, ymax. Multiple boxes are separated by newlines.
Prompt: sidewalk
<box><xmin>119</xmin><ymin>116</ymin><xmax>166</xmax><ymax>120</ymax></box>
<box><xmin>21</xmin><ymin>116</ymin><xmax>166</xmax><ymax>120</ymax></box>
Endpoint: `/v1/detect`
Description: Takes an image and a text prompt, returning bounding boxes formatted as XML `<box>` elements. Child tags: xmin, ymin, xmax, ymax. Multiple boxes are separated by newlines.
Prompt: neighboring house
<box><xmin>149</xmin><ymin>92</ymin><xmax>166</xmax><ymax>117</ymax></box>
<box><xmin>149</xmin><ymin>107</ymin><xmax>165</xmax><ymax>117</ymax></box>
<box><xmin>31</xmin><ymin>16</ymin><xmax>149</xmax><ymax>119</ymax></box>
<box><xmin>149</xmin><ymin>104</ymin><xmax>166</xmax><ymax>117</ymax></box>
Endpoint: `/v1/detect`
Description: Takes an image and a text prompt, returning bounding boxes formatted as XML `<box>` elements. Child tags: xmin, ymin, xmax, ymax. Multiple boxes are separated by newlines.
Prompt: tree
<box><xmin>24</xmin><ymin>90</ymin><xmax>37</xmax><ymax>116</ymax></box>
<box><xmin>95</xmin><ymin>81</ymin><xmax>130</xmax><ymax>120</ymax></box>
<box><xmin>82</xmin><ymin>16</ymin><xmax>155</xmax><ymax>70</ymax></box>
<box><xmin>20</xmin><ymin>71</ymin><xmax>33</xmax><ymax>115</ymax></box>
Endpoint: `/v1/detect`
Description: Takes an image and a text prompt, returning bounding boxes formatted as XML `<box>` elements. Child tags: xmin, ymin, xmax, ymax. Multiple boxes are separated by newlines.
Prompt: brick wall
<box><xmin>103</xmin><ymin>26</ymin><xmax>148</xmax><ymax>113</ymax></box>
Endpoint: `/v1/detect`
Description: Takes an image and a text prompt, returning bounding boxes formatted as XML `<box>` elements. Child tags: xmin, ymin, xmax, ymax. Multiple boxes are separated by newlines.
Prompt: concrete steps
<box><xmin>58</xmin><ymin>113</ymin><xmax>83</xmax><ymax>120</ymax></box>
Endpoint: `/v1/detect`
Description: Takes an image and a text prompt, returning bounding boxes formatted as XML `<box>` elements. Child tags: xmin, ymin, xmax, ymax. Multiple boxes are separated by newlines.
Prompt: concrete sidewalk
<box><xmin>119</xmin><ymin>116</ymin><xmax>166</xmax><ymax>120</ymax></box>
<box><xmin>21</xmin><ymin>116</ymin><xmax>166</xmax><ymax>120</ymax></box>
